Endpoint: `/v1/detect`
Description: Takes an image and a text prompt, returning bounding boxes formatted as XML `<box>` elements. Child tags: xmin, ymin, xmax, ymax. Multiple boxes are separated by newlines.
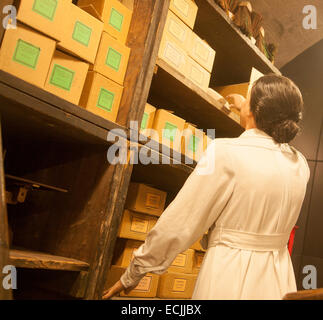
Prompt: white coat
<box><xmin>120</xmin><ymin>128</ymin><xmax>310</xmax><ymax>300</ymax></box>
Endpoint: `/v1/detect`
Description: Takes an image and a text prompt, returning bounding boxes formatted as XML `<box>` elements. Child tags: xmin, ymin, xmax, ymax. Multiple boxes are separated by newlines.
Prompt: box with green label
<box><xmin>151</xmin><ymin>109</ymin><xmax>186</xmax><ymax>152</ymax></box>
<box><xmin>181</xmin><ymin>123</ymin><xmax>204</xmax><ymax>161</ymax></box>
<box><xmin>16</xmin><ymin>0</ymin><xmax>72</xmax><ymax>41</ymax></box>
<box><xmin>44</xmin><ymin>50</ymin><xmax>89</xmax><ymax>105</ymax></box>
<box><xmin>58</xmin><ymin>4</ymin><xmax>103</xmax><ymax>64</ymax></box>
<box><xmin>79</xmin><ymin>71</ymin><xmax>123</xmax><ymax>123</ymax></box>
<box><xmin>78</xmin><ymin>0</ymin><xmax>132</xmax><ymax>44</ymax></box>
<box><xmin>0</xmin><ymin>23</ymin><xmax>56</xmax><ymax>88</ymax></box>
<box><xmin>140</xmin><ymin>103</ymin><xmax>156</xmax><ymax>137</ymax></box>
<box><xmin>90</xmin><ymin>31</ymin><xmax>130</xmax><ymax>86</ymax></box>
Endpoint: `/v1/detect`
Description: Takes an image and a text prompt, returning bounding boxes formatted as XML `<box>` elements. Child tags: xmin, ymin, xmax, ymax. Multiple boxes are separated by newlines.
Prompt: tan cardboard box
<box><xmin>118</xmin><ymin>209</ymin><xmax>158</xmax><ymax>241</ymax></box>
<box><xmin>163</xmin><ymin>10</ymin><xmax>192</xmax><ymax>51</ymax></box>
<box><xmin>78</xmin><ymin>0</ymin><xmax>132</xmax><ymax>44</ymax></box>
<box><xmin>140</xmin><ymin>103</ymin><xmax>156</xmax><ymax>137</ymax></box>
<box><xmin>58</xmin><ymin>4</ymin><xmax>103</xmax><ymax>64</ymax></box>
<box><xmin>79</xmin><ymin>71</ymin><xmax>123</xmax><ymax>123</ymax></box>
<box><xmin>158</xmin><ymin>32</ymin><xmax>187</xmax><ymax>76</ymax></box>
<box><xmin>157</xmin><ymin>272</ymin><xmax>197</xmax><ymax>299</ymax></box>
<box><xmin>168</xmin><ymin>249</ymin><xmax>194</xmax><ymax>274</ymax></box>
<box><xmin>125</xmin><ymin>183</ymin><xmax>167</xmax><ymax>217</ymax></box>
<box><xmin>90</xmin><ymin>31</ymin><xmax>130</xmax><ymax>85</ymax></box>
<box><xmin>190</xmin><ymin>238</ymin><xmax>206</xmax><ymax>252</ymax></box>
<box><xmin>169</xmin><ymin>0</ymin><xmax>198</xmax><ymax>29</ymax></box>
<box><xmin>215</xmin><ymin>67</ymin><xmax>264</xmax><ymax>99</ymax></box>
<box><xmin>0</xmin><ymin>23</ymin><xmax>56</xmax><ymax>88</ymax></box>
<box><xmin>185</xmin><ymin>56</ymin><xmax>211</xmax><ymax>91</ymax></box>
<box><xmin>151</xmin><ymin>109</ymin><xmax>186</xmax><ymax>152</ymax></box>
<box><xmin>181</xmin><ymin>123</ymin><xmax>204</xmax><ymax>161</ymax></box>
<box><xmin>44</xmin><ymin>50</ymin><xmax>89</xmax><ymax>105</ymax></box>
<box><xmin>106</xmin><ymin>266</ymin><xmax>159</xmax><ymax>298</ymax></box>
<box><xmin>189</xmin><ymin>33</ymin><xmax>216</xmax><ymax>73</ymax></box>
<box><xmin>113</xmin><ymin>239</ymin><xmax>144</xmax><ymax>267</ymax></box>
<box><xmin>192</xmin><ymin>251</ymin><xmax>205</xmax><ymax>274</ymax></box>
<box><xmin>16</xmin><ymin>0</ymin><xmax>72</xmax><ymax>41</ymax></box>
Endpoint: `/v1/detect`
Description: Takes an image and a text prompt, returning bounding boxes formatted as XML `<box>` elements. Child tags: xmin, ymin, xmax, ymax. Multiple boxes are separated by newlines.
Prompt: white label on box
<box><xmin>163</xmin><ymin>41</ymin><xmax>184</xmax><ymax>68</ymax></box>
<box><xmin>173</xmin><ymin>0</ymin><xmax>190</xmax><ymax>17</ymax></box>
<box><xmin>168</xmin><ymin>19</ymin><xmax>187</xmax><ymax>43</ymax></box>
<box><xmin>194</xmin><ymin>40</ymin><xmax>210</xmax><ymax>63</ymax></box>
<box><xmin>134</xmin><ymin>275</ymin><xmax>152</xmax><ymax>292</ymax></box>
<box><xmin>172</xmin><ymin>278</ymin><xmax>187</xmax><ymax>292</ymax></box>
<box><xmin>189</xmin><ymin>64</ymin><xmax>204</xmax><ymax>86</ymax></box>
<box><xmin>145</xmin><ymin>192</ymin><xmax>161</xmax><ymax>209</ymax></box>
<box><xmin>172</xmin><ymin>253</ymin><xmax>187</xmax><ymax>267</ymax></box>
<box><xmin>130</xmin><ymin>216</ymin><xmax>149</xmax><ymax>233</ymax></box>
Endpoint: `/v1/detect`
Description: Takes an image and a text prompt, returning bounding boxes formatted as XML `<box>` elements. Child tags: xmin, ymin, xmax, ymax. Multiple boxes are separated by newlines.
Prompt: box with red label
<box><xmin>125</xmin><ymin>183</ymin><xmax>167</xmax><ymax>217</ymax></box>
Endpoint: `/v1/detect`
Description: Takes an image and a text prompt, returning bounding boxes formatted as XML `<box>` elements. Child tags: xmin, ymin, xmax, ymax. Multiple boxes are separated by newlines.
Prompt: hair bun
<box><xmin>271</xmin><ymin>119</ymin><xmax>300</xmax><ymax>144</ymax></box>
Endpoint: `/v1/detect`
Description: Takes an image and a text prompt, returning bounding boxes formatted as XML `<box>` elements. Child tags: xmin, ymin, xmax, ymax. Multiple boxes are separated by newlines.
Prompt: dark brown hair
<box><xmin>250</xmin><ymin>74</ymin><xmax>304</xmax><ymax>144</ymax></box>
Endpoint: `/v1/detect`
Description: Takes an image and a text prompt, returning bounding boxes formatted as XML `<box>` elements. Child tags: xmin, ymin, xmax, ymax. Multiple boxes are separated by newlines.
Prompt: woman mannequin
<box><xmin>103</xmin><ymin>75</ymin><xmax>310</xmax><ymax>300</ymax></box>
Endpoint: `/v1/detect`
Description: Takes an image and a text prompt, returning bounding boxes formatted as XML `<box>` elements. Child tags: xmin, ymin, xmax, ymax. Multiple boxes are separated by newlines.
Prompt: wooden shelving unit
<box><xmin>0</xmin><ymin>0</ymin><xmax>280</xmax><ymax>300</ymax></box>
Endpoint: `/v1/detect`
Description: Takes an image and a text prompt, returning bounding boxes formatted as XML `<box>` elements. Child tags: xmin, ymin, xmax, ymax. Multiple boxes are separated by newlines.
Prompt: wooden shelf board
<box><xmin>0</xmin><ymin>71</ymin><xmax>127</xmax><ymax>145</ymax></box>
<box><xmin>194</xmin><ymin>0</ymin><xmax>281</xmax><ymax>86</ymax></box>
<box><xmin>5</xmin><ymin>174</ymin><xmax>68</xmax><ymax>193</ymax></box>
<box><xmin>150</xmin><ymin>59</ymin><xmax>244</xmax><ymax>137</ymax></box>
<box><xmin>9</xmin><ymin>249</ymin><xmax>89</xmax><ymax>272</ymax></box>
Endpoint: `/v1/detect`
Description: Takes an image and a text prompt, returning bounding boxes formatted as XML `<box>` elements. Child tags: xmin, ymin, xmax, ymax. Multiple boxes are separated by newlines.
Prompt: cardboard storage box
<box><xmin>113</xmin><ymin>239</ymin><xmax>144</xmax><ymax>267</ymax></box>
<box><xmin>185</xmin><ymin>56</ymin><xmax>211</xmax><ymax>91</ymax></box>
<box><xmin>79</xmin><ymin>71</ymin><xmax>123</xmax><ymax>123</ymax></box>
<box><xmin>169</xmin><ymin>0</ymin><xmax>198</xmax><ymax>29</ymax></box>
<box><xmin>16</xmin><ymin>0</ymin><xmax>71</xmax><ymax>41</ymax></box>
<box><xmin>140</xmin><ymin>103</ymin><xmax>156</xmax><ymax>137</ymax></box>
<box><xmin>189</xmin><ymin>33</ymin><xmax>216</xmax><ymax>73</ymax></box>
<box><xmin>181</xmin><ymin>123</ymin><xmax>204</xmax><ymax>161</ymax></box>
<box><xmin>158</xmin><ymin>32</ymin><xmax>187</xmax><ymax>76</ymax></box>
<box><xmin>44</xmin><ymin>50</ymin><xmax>89</xmax><ymax>105</ymax></box>
<box><xmin>125</xmin><ymin>183</ymin><xmax>167</xmax><ymax>217</ymax></box>
<box><xmin>0</xmin><ymin>23</ymin><xmax>56</xmax><ymax>88</ymax></box>
<box><xmin>157</xmin><ymin>272</ymin><xmax>197</xmax><ymax>299</ymax></box>
<box><xmin>78</xmin><ymin>0</ymin><xmax>132</xmax><ymax>44</ymax></box>
<box><xmin>190</xmin><ymin>237</ymin><xmax>206</xmax><ymax>252</ymax></box>
<box><xmin>90</xmin><ymin>31</ymin><xmax>130</xmax><ymax>85</ymax></box>
<box><xmin>151</xmin><ymin>109</ymin><xmax>186</xmax><ymax>152</ymax></box>
<box><xmin>215</xmin><ymin>67</ymin><xmax>264</xmax><ymax>99</ymax></box>
<box><xmin>58</xmin><ymin>4</ymin><xmax>103</xmax><ymax>64</ymax></box>
<box><xmin>192</xmin><ymin>251</ymin><xmax>205</xmax><ymax>274</ymax></box>
<box><xmin>168</xmin><ymin>249</ymin><xmax>194</xmax><ymax>274</ymax></box>
<box><xmin>118</xmin><ymin>209</ymin><xmax>158</xmax><ymax>241</ymax></box>
<box><xmin>106</xmin><ymin>266</ymin><xmax>159</xmax><ymax>298</ymax></box>
<box><xmin>163</xmin><ymin>10</ymin><xmax>192</xmax><ymax>51</ymax></box>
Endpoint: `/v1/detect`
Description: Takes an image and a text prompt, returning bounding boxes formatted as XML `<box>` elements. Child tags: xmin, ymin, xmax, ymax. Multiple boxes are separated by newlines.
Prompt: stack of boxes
<box><xmin>139</xmin><ymin>103</ymin><xmax>213</xmax><ymax>161</ymax></box>
<box><xmin>106</xmin><ymin>182</ymin><xmax>206</xmax><ymax>299</ymax></box>
<box><xmin>0</xmin><ymin>0</ymin><xmax>132</xmax><ymax>124</ymax></box>
<box><xmin>158</xmin><ymin>0</ymin><xmax>216</xmax><ymax>92</ymax></box>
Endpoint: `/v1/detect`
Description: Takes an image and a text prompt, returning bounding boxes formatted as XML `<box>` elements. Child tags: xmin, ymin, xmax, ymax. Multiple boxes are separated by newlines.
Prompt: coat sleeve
<box><xmin>120</xmin><ymin>140</ymin><xmax>235</xmax><ymax>289</ymax></box>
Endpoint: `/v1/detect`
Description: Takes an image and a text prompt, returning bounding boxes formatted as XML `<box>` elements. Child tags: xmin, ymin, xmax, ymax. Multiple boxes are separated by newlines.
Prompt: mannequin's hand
<box><xmin>102</xmin><ymin>280</ymin><xmax>136</xmax><ymax>300</ymax></box>
<box><xmin>226</xmin><ymin>94</ymin><xmax>246</xmax><ymax>111</ymax></box>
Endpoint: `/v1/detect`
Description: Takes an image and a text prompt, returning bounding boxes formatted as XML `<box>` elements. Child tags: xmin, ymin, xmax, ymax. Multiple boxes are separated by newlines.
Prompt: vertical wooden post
<box><xmin>0</xmin><ymin>114</ymin><xmax>12</xmax><ymax>300</ymax></box>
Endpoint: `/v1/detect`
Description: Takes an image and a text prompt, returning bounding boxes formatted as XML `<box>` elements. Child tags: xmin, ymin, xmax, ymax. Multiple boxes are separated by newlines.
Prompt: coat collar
<box><xmin>239</xmin><ymin>128</ymin><xmax>274</xmax><ymax>140</ymax></box>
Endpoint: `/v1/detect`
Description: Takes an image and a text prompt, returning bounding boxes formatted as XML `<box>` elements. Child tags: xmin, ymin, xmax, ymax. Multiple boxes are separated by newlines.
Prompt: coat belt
<box><xmin>206</xmin><ymin>227</ymin><xmax>290</xmax><ymax>251</ymax></box>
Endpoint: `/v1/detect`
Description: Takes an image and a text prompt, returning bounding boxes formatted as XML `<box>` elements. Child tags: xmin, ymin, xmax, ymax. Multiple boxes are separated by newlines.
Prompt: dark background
<box><xmin>282</xmin><ymin>39</ymin><xmax>323</xmax><ymax>289</ymax></box>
